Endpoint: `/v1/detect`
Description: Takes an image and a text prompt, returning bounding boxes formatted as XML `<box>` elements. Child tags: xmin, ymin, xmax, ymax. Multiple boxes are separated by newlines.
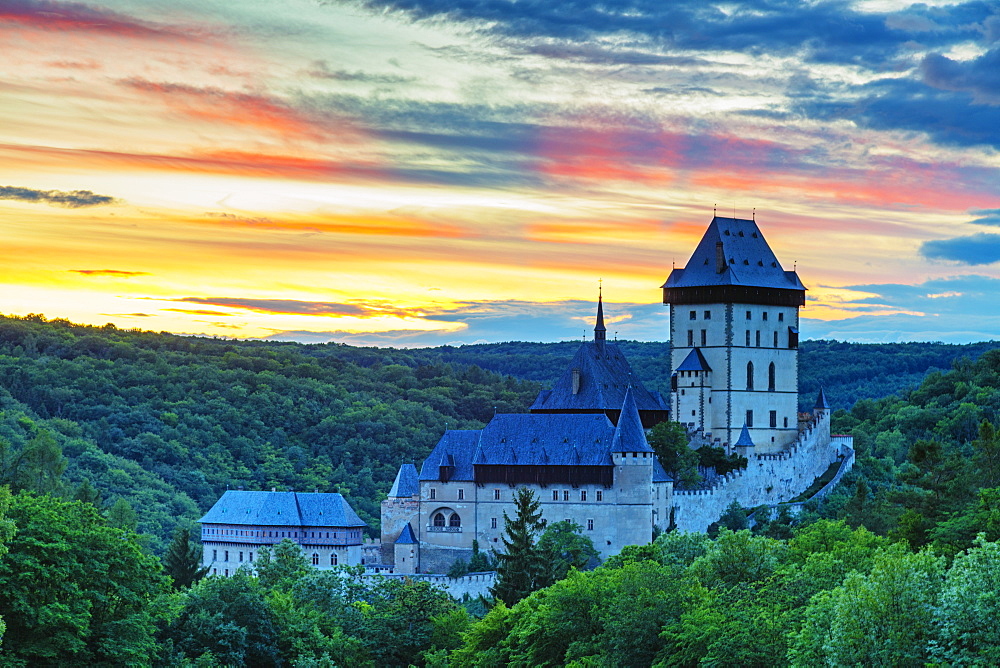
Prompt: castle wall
<box><xmin>362</xmin><ymin>571</ymin><xmax>497</xmax><ymax>600</ymax></box>
<box><xmin>379</xmin><ymin>496</ymin><xmax>419</xmax><ymax>564</ymax></box>
<box><xmin>672</xmin><ymin>412</ymin><xmax>838</xmax><ymax>532</ymax></box>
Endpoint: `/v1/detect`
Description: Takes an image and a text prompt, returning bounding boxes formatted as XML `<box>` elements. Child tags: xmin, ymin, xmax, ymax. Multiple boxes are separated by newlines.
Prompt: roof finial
<box><xmin>753</xmin><ymin>207</ymin><xmax>755</xmax><ymax>221</ymax></box>
<box><xmin>714</xmin><ymin>203</ymin><xmax>717</xmax><ymax>216</ymax></box>
<box><xmin>595</xmin><ymin>287</ymin><xmax>607</xmax><ymax>345</ymax></box>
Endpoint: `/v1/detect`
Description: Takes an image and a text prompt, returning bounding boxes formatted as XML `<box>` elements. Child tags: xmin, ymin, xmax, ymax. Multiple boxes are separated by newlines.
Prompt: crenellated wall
<box><xmin>672</xmin><ymin>411</ymin><xmax>844</xmax><ymax>532</ymax></box>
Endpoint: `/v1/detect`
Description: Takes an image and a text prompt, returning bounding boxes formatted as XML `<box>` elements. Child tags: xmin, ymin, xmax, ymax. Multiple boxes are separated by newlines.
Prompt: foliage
<box><xmin>536</xmin><ymin>520</ymin><xmax>600</xmax><ymax>582</ymax></box>
<box><xmin>0</xmin><ymin>491</ymin><xmax>174</xmax><ymax>666</ymax></box>
<box><xmin>648</xmin><ymin>421</ymin><xmax>701</xmax><ymax>487</ymax></box>
<box><xmin>163</xmin><ymin>527</ymin><xmax>210</xmax><ymax>589</ymax></box>
<box><xmin>491</xmin><ymin>488</ymin><xmax>548</xmax><ymax>606</ymax></box>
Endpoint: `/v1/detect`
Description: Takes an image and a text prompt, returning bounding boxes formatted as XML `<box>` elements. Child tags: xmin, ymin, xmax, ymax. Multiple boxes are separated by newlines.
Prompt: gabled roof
<box><xmin>611</xmin><ymin>387</ymin><xmax>653</xmax><ymax>453</ymax></box>
<box><xmin>676</xmin><ymin>348</ymin><xmax>712</xmax><ymax>372</ymax></box>
<box><xmin>388</xmin><ymin>463</ymin><xmax>420</xmax><ymax>498</ymax></box>
<box><xmin>735</xmin><ymin>424</ymin><xmax>755</xmax><ymax>448</ymax></box>
<box><xmin>662</xmin><ymin>217</ymin><xmax>805</xmax><ymax>292</ymax></box>
<box><xmin>395</xmin><ymin>523</ymin><xmax>418</xmax><ymax>544</ymax></box>
<box><xmin>418</xmin><ymin>430</ymin><xmax>480</xmax><ymax>482</ymax></box>
<box><xmin>199</xmin><ymin>491</ymin><xmax>366</xmax><ymax>528</ymax></box>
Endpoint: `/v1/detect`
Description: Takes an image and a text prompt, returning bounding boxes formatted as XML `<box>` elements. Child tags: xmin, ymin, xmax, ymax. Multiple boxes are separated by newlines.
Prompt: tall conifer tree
<box><xmin>490</xmin><ymin>488</ymin><xmax>547</xmax><ymax>606</ymax></box>
<box><xmin>163</xmin><ymin>527</ymin><xmax>209</xmax><ymax>589</ymax></box>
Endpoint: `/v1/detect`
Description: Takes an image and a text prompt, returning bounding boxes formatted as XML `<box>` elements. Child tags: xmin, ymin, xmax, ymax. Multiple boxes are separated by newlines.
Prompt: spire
<box><xmin>735</xmin><ymin>423</ymin><xmax>755</xmax><ymax>448</ymax></box>
<box><xmin>814</xmin><ymin>387</ymin><xmax>830</xmax><ymax>411</ymax></box>
<box><xmin>611</xmin><ymin>386</ymin><xmax>653</xmax><ymax>453</ymax></box>
<box><xmin>594</xmin><ymin>288</ymin><xmax>606</xmax><ymax>344</ymax></box>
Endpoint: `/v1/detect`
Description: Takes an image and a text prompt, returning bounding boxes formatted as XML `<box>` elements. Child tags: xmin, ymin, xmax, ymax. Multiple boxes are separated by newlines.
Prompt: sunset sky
<box><xmin>2</xmin><ymin>0</ymin><xmax>1000</xmax><ymax>346</ymax></box>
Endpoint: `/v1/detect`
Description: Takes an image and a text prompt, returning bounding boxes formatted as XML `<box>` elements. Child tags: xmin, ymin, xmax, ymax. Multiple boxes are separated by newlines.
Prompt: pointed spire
<box><xmin>814</xmin><ymin>387</ymin><xmax>830</xmax><ymax>411</ymax></box>
<box><xmin>612</xmin><ymin>386</ymin><xmax>653</xmax><ymax>453</ymax></box>
<box><xmin>595</xmin><ymin>288</ymin><xmax>607</xmax><ymax>344</ymax></box>
<box><xmin>735</xmin><ymin>423</ymin><xmax>755</xmax><ymax>448</ymax></box>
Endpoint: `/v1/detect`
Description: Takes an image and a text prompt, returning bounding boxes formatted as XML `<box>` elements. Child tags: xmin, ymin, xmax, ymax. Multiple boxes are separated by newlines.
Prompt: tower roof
<box><xmin>611</xmin><ymin>387</ymin><xmax>653</xmax><ymax>453</ymax></box>
<box><xmin>735</xmin><ymin>423</ymin><xmax>755</xmax><ymax>448</ymax></box>
<box><xmin>388</xmin><ymin>463</ymin><xmax>420</xmax><ymax>498</ymax></box>
<box><xmin>676</xmin><ymin>348</ymin><xmax>712</xmax><ymax>372</ymax></box>
<box><xmin>395</xmin><ymin>523</ymin><xmax>418</xmax><ymax>544</ymax></box>
<box><xmin>814</xmin><ymin>387</ymin><xmax>831</xmax><ymax>410</ymax></box>
<box><xmin>663</xmin><ymin>217</ymin><xmax>805</xmax><ymax>292</ymax></box>
<box><xmin>595</xmin><ymin>292</ymin><xmax>607</xmax><ymax>343</ymax></box>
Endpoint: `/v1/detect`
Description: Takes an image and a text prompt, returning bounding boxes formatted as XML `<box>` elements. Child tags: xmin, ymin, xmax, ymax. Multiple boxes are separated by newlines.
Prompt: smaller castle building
<box><xmin>199</xmin><ymin>490</ymin><xmax>367</xmax><ymax>576</ymax></box>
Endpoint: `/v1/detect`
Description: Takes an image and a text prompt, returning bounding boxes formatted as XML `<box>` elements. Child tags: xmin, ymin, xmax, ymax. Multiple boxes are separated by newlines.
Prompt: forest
<box><xmin>1</xmin><ymin>313</ymin><xmax>999</xmax><ymax>665</ymax></box>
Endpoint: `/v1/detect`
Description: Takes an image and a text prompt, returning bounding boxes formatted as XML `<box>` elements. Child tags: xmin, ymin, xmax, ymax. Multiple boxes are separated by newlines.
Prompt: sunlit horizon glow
<box><xmin>2</xmin><ymin>0</ymin><xmax>1000</xmax><ymax>347</ymax></box>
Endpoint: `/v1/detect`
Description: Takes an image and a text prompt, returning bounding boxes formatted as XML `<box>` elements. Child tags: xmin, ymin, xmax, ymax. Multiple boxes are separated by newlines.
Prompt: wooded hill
<box><xmin>0</xmin><ymin>313</ymin><xmax>993</xmax><ymax>550</ymax></box>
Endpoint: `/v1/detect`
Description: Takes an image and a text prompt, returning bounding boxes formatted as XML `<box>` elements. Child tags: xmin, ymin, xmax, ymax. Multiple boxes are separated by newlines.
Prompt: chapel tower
<box><xmin>662</xmin><ymin>216</ymin><xmax>806</xmax><ymax>453</ymax></box>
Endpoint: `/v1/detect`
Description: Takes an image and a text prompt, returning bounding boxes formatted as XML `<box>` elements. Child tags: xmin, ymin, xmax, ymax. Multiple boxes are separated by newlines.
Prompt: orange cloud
<box><xmin>0</xmin><ymin>0</ymin><xmax>198</xmax><ymax>41</ymax></box>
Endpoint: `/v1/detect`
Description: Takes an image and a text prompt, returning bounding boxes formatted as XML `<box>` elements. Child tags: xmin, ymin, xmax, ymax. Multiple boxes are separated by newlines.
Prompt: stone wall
<box><xmin>361</xmin><ymin>571</ymin><xmax>497</xmax><ymax>600</ymax></box>
<box><xmin>672</xmin><ymin>411</ymin><xmax>839</xmax><ymax>532</ymax></box>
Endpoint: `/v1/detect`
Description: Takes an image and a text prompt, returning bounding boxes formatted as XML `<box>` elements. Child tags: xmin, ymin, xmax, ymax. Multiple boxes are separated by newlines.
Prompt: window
<box><xmin>689</xmin><ymin>310</ymin><xmax>697</xmax><ymax>320</ymax></box>
<box><xmin>563</xmin><ymin>490</ymin><xmax>570</xmax><ymax>501</ymax></box>
<box><xmin>745</xmin><ymin>330</ymin><xmax>751</xmax><ymax>346</ymax></box>
<box><xmin>552</xmin><ymin>490</ymin><xmax>559</xmax><ymax>501</ymax></box>
<box><xmin>433</xmin><ymin>512</ymin><xmax>446</xmax><ymax>527</ymax></box>
<box><xmin>429</xmin><ymin>488</ymin><xmax>436</xmax><ymax>500</ymax></box>
<box><xmin>491</xmin><ymin>517</ymin><xmax>497</xmax><ymax>529</ymax></box>
<box><xmin>701</xmin><ymin>329</ymin><xmax>707</xmax><ymax>346</ymax></box>
<box><xmin>774</xmin><ymin>331</ymin><xmax>778</xmax><ymax>347</ymax></box>
<box><xmin>784</xmin><ymin>417</ymin><xmax>789</xmax><ymax>428</ymax></box>
<box><xmin>312</xmin><ymin>553</ymin><xmax>319</xmax><ymax>566</ymax></box>
<box><xmin>224</xmin><ymin>569</ymin><xmax>228</xmax><ymax>576</ymax></box>
<box><xmin>770</xmin><ymin>410</ymin><xmax>777</xmax><ymax>428</ymax></box>
<box><xmin>687</xmin><ymin>330</ymin><xmax>694</xmax><ymax>346</ymax></box>
<box><xmin>596</xmin><ymin>490</ymin><xmax>603</xmax><ymax>502</ymax></box>
<box><xmin>224</xmin><ymin>550</ymin><xmax>229</xmax><ymax>561</ymax></box>
<box><xmin>580</xmin><ymin>490</ymin><xmax>587</xmax><ymax>501</ymax></box>
<box><xmin>212</xmin><ymin>549</ymin><xmax>217</xmax><ymax>561</ymax></box>
<box><xmin>768</xmin><ymin>362</ymin><xmax>776</xmax><ymax>391</ymax></box>
<box><xmin>249</xmin><ymin>552</ymin><xmax>253</xmax><ymax>562</ymax></box>
<box><xmin>746</xmin><ymin>410</ymin><xmax>754</xmax><ymax>428</ymax></box>
<box><xmin>239</xmin><ymin>551</ymin><xmax>244</xmax><ymax>562</ymax></box>
<box><xmin>458</xmin><ymin>489</ymin><xmax>465</xmax><ymax>501</ymax></box>
<box><xmin>778</xmin><ymin>313</ymin><xmax>784</xmax><ymax>322</ymax></box>
<box><xmin>756</xmin><ymin>330</ymin><xmax>761</xmax><ymax>347</ymax></box>
<box><xmin>449</xmin><ymin>513</ymin><xmax>461</xmax><ymax>528</ymax></box>
<box><xmin>331</xmin><ymin>553</ymin><xmax>338</xmax><ymax>566</ymax></box>
<box><xmin>763</xmin><ymin>312</ymin><xmax>768</xmax><ymax>321</ymax></box>
<box><xmin>213</xmin><ymin>568</ymin><xmax>217</xmax><ymax>575</ymax></box>
<box><xmin>587</xmin><ymin>519</ymin><xmax>594</xmax><ymax>531</ymax></box>
<box><xmin>704</xmin><ymin>310</ymin><xmax>711</xmax><ymax>319</ymax></box>
<box><xmin>746</xmin><ymin>310</ymin><xmax>751</xmax><ymax>319</ymax></box>
<box><xmin>746</xmin><ymin>361</ymin><xmax>754</xmax><ymax>390</ymax></box>
<box><xmin>494</xmin><ymin>489</ymin><xmax>501</xmax><ymax>500</ymax></box>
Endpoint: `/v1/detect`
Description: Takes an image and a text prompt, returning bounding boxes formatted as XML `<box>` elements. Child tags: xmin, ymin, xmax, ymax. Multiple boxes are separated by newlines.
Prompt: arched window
<box><xmin>331</xmin><ymin>552</ymin><xmax>338</xmax><ymax>566</ymax></box>
<box><xmin>312</xmin><ymin>553</ymin><xmax>319</xmax><ymax>566</ymax></box>
<box><xmin>433</xmin><ymin>512</ymin><xmax>446</xmax><ymax>527</ymax></box>
<box><xmin>768</xmin><ymin>362</ymin><xmax>776</xmax><ymax>391</ymax></box>
<box><xmin>746</xmin><ymin>361</ymin><xmax>754</xmax><ymax>391</ymax></box>
<box><xmin>449</xmin><ymin>512</ymin><xmax>461</xmax><ymax>528</ymax></box>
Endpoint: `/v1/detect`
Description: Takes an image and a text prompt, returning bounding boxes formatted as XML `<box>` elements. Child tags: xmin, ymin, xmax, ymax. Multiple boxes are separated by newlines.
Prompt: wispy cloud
<box><xmin>0</xmin><ymin>185</ymin><xmax>118</xmax><ymax>208</ymax></box>
<box><xmin>70</xmin><ymin>269</ymin><xmax>150</xmax><ymax>277</ymax></box>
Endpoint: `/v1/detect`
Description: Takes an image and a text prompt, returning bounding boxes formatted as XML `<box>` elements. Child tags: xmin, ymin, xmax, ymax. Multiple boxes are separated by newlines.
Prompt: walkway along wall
<box><xmin>672</xmin><ymin>412</ymin><xmax>847</xmax><ymax>532</ymax></box>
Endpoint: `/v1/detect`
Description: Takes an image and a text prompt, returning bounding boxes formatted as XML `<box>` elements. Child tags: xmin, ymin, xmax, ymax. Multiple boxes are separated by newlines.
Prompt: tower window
<box><xmin>553</xmin><ymin>490</ymin><xmax>559</xmax><ymax>501</ymax></box>
<box><xmin>687</xmin><ymin>330</ymin><xmax>694</xmax><ymax>346</ymax></box>
<box><xmin>596</xmin><ymin>490</ymin><xmax>603</xmax><ymax>501</ymax></box>
<box><xmin>768</xmin><ymin>362</ymin><xmax>776</xmax><ymax>391</ymax></box>
<box><xmin>563</xmin><ymin>490</ymin><xmax>570</xmax><ymax>501</ymax></box>
<box><xmin>701</xmin><ymin>329</ymin><xmax>707</xmax><ymax>346</ymax></box>
<box><xmin>756</xmin><ymin>330</ymin><xmax>761</xmax><ymax>347</ymax></box>
<box><xmin>778</xmin><ymin>313</ymin><xmax>784</xmax><ymax>322</ymax></box>
<box><xmin>746</xmin><ymin>310</ymin><xmax>752</xmax><ymax>320</ymax></box>
<box><xmin>704</xmin><ymin>310</ymin><xmax>711</xmax><ymax>319</ymax></box>
<box><xmin>762</xmin><ymin>312</ymin><xmax>768</xmax><ymax>321</ymax></box>
<box><xmin>745</xmin><ymin>330</ymin><xmax>751</xmax><ymax>346</ymax></box>
<box><xmin>587</xmin><ymin>519</ymin><xmax>594</xmax><ymax>531</ymax></box>
<box><xmin>494</xmin><ymin>489</ymin><xmax>501</xmax><ymax>500</ymax></box>
<box><xmin>458</xmin><ymin>489</ymin><xmax>465</xmax><ymax>501</ymax></box>
<box><xmin>429</xmin><ymin>488</ymin><xmax>436</xmax><ymax>500</ymax></box>
<box><xmin>746</xmin><ymin>410</ymin><xmax>754</xmax><ymax>428</ymax></box>
<box><xmin>581</xmin><ymin>490</ymin><xmax>587</xmax><ymax>501</ymax></box>
<box><xmin>746</xmin><ymin>361</ymin><xmax>754</xmax><ymax>391</ymax></box>
<box><xmin>689</xmin><ymin>310</ymin><xmax>696</xmax><ymax>320</ymax></box>
<box><xmin>774</xmin><ymin>331</ymin><xmax>779</xmax><ymax>347</ymax></box>
<box><xmin>770</xmin><ymin>410</ymin><xmax>777</xmax><ymax>428</ymax></box>
<box><xmin>784</xmin><ymin>417</ymin><xmax>789</xmax><ymax>428</ymax></box>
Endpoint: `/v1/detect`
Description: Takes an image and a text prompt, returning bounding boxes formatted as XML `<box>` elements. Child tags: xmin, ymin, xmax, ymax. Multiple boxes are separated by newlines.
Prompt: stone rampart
<box><xmin>672</xmin><ymin>412</ymin><xmax>841</xmax><ymax>532</ymax></box>
<box><xmin>363</xmin><ymin>571</ymin><xmax>496</xmax><ymax>600</ymax></box>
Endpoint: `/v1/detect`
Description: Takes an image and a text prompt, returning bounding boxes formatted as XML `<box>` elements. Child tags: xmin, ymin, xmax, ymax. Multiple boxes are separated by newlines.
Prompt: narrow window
<box><xmin>433</xmin><ymin>512</ymin><xmax>446</xmax><ymax>527</ymax></box>
<box><xmin>768</xmin><ymin>362</ymin><xmax>776</xmax><ymax>391</ymax></box>
<box><xmin>778</xmin><ymin>312</ymin><xmax>784</xmax><ymax>322</ymax></box>
<box><xmin>429</xmin><ymin>488</ymin><xmax>436</xmax><ymax>500</ymax></box>
<box><xmin>249</xmin><ymin>552</ymin><xmax>253</xmax><ymax>562</ymax></box>
<box><xmin>563</xmin><ymin>490</ymin><xmax>570</xmax><ymax>501</ymax></box>
<box><xmin>770</xmin><ymin>410</ymin><xmax>777</xmax><ymax>428</ymax></box>
<box><xmin>212</xmin><ymin>549</ymin><xmax>217</xmax><ymax>560</ymax></box>
<box><xmin>784</xmin><ymin>417</ymin><xmax>789</xmax><ymax>428</ymax></box>
<box><xmin>689</xmin><ymin>310</ymin><xmax>696</xmax><ymax>320</ymax></box>
<box><xmin>553</xmin><ymin>490</ymin><xmax>559</xmax><ymax>501</ymax></box>
<box><xmin>494</xmin><ymin>489</ymin><xmax>501</xmax><ymax>501</ymax></box>
<box><xmin>687</xmin><ymin>330</ymin><xmax>694</xmax><ymax>346</ymax></box>
<box><xmin>756</xmin><ymin>330</ymin><xmax>761</xmax><ymax>347</ymax></box>
<box><xmin>700</xmin><ymin>329</ymin><xmax>707</xmax><ymax>346</ymax></box>
<box><xmin>746</xmin><ymin>410</ymin><xmax>754</xmax><ymax>428</ymax></box>
<box><xmin>224</xmin><ymin>569</ymin><xmax>228</xmax><ymax>576</ymax></box>
<box><xmin>224</xmin><ymin>550</ymin><xmax>229</xmax><ymax>561</ymax></box>
<box><xmin>762</xmin><ymin>312</ymin><xmax>768</xmax><ymax>321</ymax></box>
<box><xmin>745</xmin><ymin>330</ymin><xmax>751</xmax><ymax>346</ymax></box>
<box><xmin>704</xmin><ymin>310</ymin><xmax>711</xmax><ymax>319</ymax></box>
<box><xmin>312</xmin><ymin>553</ymin><xmax>319</xmax><ymax>566</ymax></box>
<box><xmin>596</xmin><ymin>490</ymin><xmax>603</xmax><ymax>502</ymax></box>
<box><xmin>773</xmin><ymin>331</ymin><xmax>778</xmax><ymax>347</ymax></box>
<box><xmin>458</xmin><ymin>489</ymin><xmax>465</xmax><ymax>501</ymax></box>
<box><xmin>587</xmin><ymin>519</ymin><xmax>594</xmax><ymax>531</ymax></box>
<box><xmin>746</xmin><ymin>361</ymin><xmax>754</xmax><ymax>391</ymax></box>
<box><xmin>239</xmin><ymin>551</ymin><xmax>244</xmax><ymax>562</ymax></box>
<box><xmin>746</xmin><ymin>310</ymin><xmax>752</xmax><ymax>320</ymax></box>
<box><xmin>580</xmin><ymin>490</ymin><xmax>587</xmax><ymax>501</ymax></box>
<box><xmin>449</xmin><ymin>513</ymin><xmax>461</xmax><ymax>528</ymax></box>
<box><xmin>491</xmin><ymin>517</ymin><xmax>497</xmax><ymax>529</ymax></box>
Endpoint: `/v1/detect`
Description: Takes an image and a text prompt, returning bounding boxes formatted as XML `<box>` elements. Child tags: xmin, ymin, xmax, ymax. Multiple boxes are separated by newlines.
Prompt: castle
<box><xmin>380</xmin><ymin>216</ymin><xmax>851</xmax><ymax>573</ymax></box>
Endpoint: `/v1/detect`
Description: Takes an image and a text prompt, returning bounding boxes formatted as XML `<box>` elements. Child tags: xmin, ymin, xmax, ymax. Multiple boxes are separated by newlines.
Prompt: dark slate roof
<box><xmin>529</xmin><ymin>339</ymin><xmax>668</xmax><ymax>413</ymax></box>
<box><xmin>419</xmin><ymin>430</ymin><xmax>480</xmax><ymax>482</ymax></box>
<box><xmin>199</xmin><ymin>491</ymin><xmax>366</xmax><ymax>528</ymax></box>
<box><xmin>388</xmin><ymin>463</ymin><xmax>420</xmax><ymax>498</ymax></box>
<box><xmin>735</xmin><ymin>424</ymin><xmax>755</xmax><ymax>448</ymax></box>
<box><xmin>395</xmin><ymin>523</ymin><xmax>418</xmax><ymax>544</ymax></box>
<box><xmin>814</xmin><ymin>387</ymin><xmax>831</xmax><ymax>410</ymax></box>
<box><xmin>611</xmin><ymin>387</ymin><xmax>653</xmax><ymax>453</ymax></box>
<box><xmin>662</xmin><ymin>217</ymin><xmax>806</xmax><ymax>291</ymax></box>
<box><xmin>652</xmin><ymin>457</ymin><xmax>673</xmax><ymax>483</ymax></box>
<box><xmin>676</xmin><ymin>348</ymin><xmax>712</xmax><ymax>372</ymax></box>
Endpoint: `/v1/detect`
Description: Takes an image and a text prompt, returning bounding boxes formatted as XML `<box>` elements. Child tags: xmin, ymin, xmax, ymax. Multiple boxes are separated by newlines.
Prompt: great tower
<box><xmin>663</xmin><ymin>216</ymin><xmax>806</xmax><ymax>453</ymax></box>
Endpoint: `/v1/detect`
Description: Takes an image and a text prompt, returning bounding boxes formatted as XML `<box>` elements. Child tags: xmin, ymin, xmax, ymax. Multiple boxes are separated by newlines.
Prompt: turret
<box><xmin>813</xmin><ymin>387</ymin><xmax>831</xmax><ymax>419</ymax></box>
<box><xmin>734</xmin><ymin>423</ymin><xmax>755</xmax><ymax>460</ymax></box>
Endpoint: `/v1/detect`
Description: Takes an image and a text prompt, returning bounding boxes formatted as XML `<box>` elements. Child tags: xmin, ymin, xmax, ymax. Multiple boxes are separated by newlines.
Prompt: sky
<box><xmin>2</xmin><ymin>0</ymin><xmax>1000</xmax><ymax>347</ymax></box>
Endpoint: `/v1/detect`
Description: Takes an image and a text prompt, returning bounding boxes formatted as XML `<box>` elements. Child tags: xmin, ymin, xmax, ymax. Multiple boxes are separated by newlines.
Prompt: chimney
<box><xmin>715</xmin><ymin>241</ymin><xmax>726</xmax><ymax>273</ymax></box>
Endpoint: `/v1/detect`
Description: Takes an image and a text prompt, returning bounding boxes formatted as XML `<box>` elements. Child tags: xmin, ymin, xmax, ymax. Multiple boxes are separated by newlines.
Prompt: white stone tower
<box><xmin>663</xmin><ymin>216</ymin><xmax>806</xmax><ymax>453</ymax></box>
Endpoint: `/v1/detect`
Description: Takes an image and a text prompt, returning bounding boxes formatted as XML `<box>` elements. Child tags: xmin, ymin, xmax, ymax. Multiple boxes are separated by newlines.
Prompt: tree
<box><xmin>163</xmin><ymin>527</ymin><xmax>210</xmax><ymax>589</ymax></box>
<box><xmin>932</xmin><ymin>535</ymin><xmax>1000</xmax><ymax>665</ymax></box>
<box><xmin>490</xmin><ymin>488</ymin><xmax>548</xmax><ymax>606</ymax></box>
<box><xmin>255</xmin><ymin>539</ymin><xmax>310</xmax><ymax>590</ymax></box>
<box><xmin>0</xmin><ymin>492</ymin><xmax>173</xmax><ymax>665</ymax></box>
<box><xmin>106</xmin><ymin>497</ymin><xmax>138</xmax><ymax>532</ymax></box>
<box><xmin>648</xmin><ymin>421</ymin><xmax>702</xmax><ymax>486</ymax></box>
<box><xmin>0</xmin><ymin>487</ymin><xmax>15</xmax><ymax>643</ymax></box>
<box><xmin>536</xmin><ymin>520</ymin><xmax>600</xmax><ymax>583</ymax></box>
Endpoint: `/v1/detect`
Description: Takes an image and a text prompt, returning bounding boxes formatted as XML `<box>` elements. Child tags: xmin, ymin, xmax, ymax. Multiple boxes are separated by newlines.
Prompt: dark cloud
<box><xmin>304</xmin><ymin>60</ymin><xmax>415</xmax><ymax>84</ymax></box>
<box><xmin>921</xmin><ymin>48</ymin><xmax>1000</xmax><ymax>104</ymax></box>
<box><xmin>175</xmin><ymin>297</ymin><xmax>394</xmax><ymax>317</ymax></box>
<box><xmin>0</xmin><ymin>185</ymin><xmax>118</xmax><ymax>208</ymax></box>
<box><xmin>920</xmin><ymin>234</ymin><xmax>1000</xmax><ymax>265</ymax></box>
<box><xmin>969</xmin><ymin>208</ymin><xmax>1000</xmax><ymax>226</ymax></box>
<box><xmin>70</xmin><ymin>269</ymin><xmax>149</xmax><ymax>276</ymax></box>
